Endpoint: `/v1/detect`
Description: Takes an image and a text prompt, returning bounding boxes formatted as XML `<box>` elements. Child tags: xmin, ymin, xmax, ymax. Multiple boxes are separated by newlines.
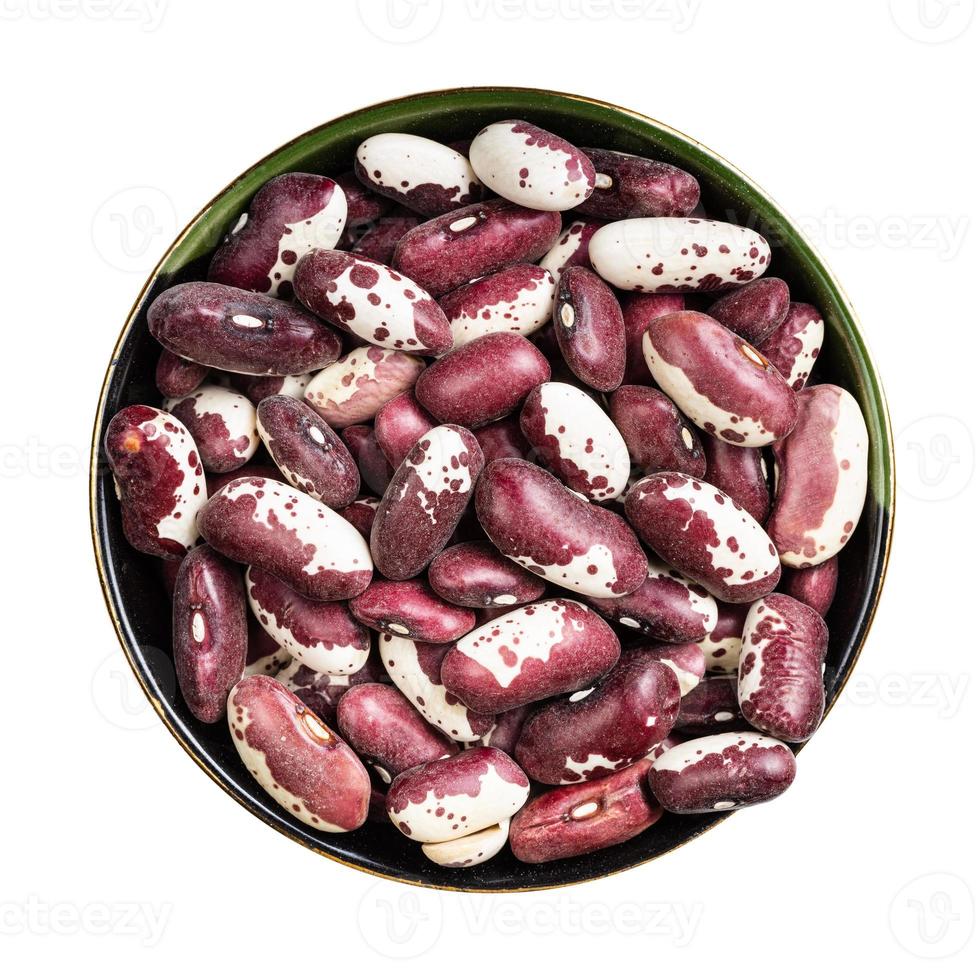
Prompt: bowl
<box><xmin>90</xmin><ymin>86</ymin><xmax>895</xmax><ymax>891</ymax></box>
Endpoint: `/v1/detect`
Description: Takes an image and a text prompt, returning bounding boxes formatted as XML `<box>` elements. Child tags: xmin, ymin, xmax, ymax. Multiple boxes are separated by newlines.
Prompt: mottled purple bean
<box><xmin>155</xmin><ymin>348</ymin><xmax>209</xmax><ymax>399</ymax></box>
<box><xmin>634</xmin><ymin>641</ymin><xmax>706</xmax><ymax>697</ymax></box>
<box><xmin>620</xmin><ymin>293</ymin><xmax>686</xmax><ymax>384</ymax></box>
<box><xmin>162</xmin><ymin>385</ymin><xmax>258</xmax><ymax>474</ymax></box>
<box><xmin>427</xmin><ymin>541</ymin><xmax>546</xmax><ymax>609</ymax></box>
<box><xmin>757</xmin><ymin>302</ymin><xmax>824</xmax><ymax>391</ymax></box>
<box><xmin>337</xmin><ymin>496</ymin><xmax>380</xmax><ymax>542</ymax></box>
<box><xmin>473</xmin><ymin>416</ymin><xmax>531</xmax><ymax>463</ymax></box>
<box><xmin>675</xmin><ymin>674</ymin><xmax>742</xmax><ymax>734</ymax></box>
<box><xmin>609</xmin><ymin>385</ymin><xmax>705</xmax><ymax>476</ymax></box>
<box><xmin>479</xmin><ymin>703</ymin><xmax>533</xmax><ymax>756</ymax></box>
<box><xmin>780</xmin><ymin>557</ymin><xmax>838</xmax><ymax>617</ymax></box>
<box><xmin>578</xmin><ymin>148</ymin><xmax>699</xmax><ymax>219</ymax></box>
<box><xmin>243</xmin><ymin>372</ymin><xmax>313</xmax><ymax>403</ymax></box>
<box><xmin>374</xmin><ymin>390</ymin><xmax>437</xmax><ymax>467</ymax></box>
<box><xmin>340</xmin><ymin>425</ymin><xmax>394</xmax><ymax>497</ymax></box>
<box><xmin>275</xmin><ymin>651</ymin><xmax>387</xmax><ymax>726</ymax></box>
<box><xmin>701</xmin><ymin>435</ymin><xmax>770</xmax><ymax>525</ymax></box>
<box><xmin>344</xmin><ymin>207</ymin><xmax>420</xmax><ymax>265</ymax></box>
<box><xmin>349</xmin><ymin>578</ymin><xmax>476</xmax><ymax>643</ymax></box>
<box><xmin>706</xmin><ymin>277</ymin><xmax>790</xmax><ymax>346</ymax></box>
<box><xmin>696</xmin><ymin>602</ymin><xmax>747</xmax><ymax>674</ymax></box>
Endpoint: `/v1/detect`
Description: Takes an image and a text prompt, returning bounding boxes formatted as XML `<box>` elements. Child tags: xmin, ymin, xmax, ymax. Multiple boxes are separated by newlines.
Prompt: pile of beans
<box><xmin>105</xmin><ymin>120</ymin><xmax>869</xmax><ymax>869</ymax></box>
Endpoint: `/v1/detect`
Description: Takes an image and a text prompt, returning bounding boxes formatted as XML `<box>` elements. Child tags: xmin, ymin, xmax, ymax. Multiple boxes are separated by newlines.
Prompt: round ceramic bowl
<box><xmin>91</xmin><ymin>86</ymin><xmax>894</xmax><ymax>891</ymax></box>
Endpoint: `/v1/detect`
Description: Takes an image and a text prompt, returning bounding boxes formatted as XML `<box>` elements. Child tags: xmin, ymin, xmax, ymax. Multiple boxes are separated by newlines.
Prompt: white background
<box><xmin>1</xmin><ymin>0</ymin><xmax>976</xmax><ymax>974</ymax></box>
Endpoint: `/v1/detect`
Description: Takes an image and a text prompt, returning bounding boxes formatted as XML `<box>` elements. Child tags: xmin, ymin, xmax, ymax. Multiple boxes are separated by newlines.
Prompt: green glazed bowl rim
<box><xmin>90</xmin><ymin>86</ymin><xmax>895</xmax><ymax>892</ymax></box>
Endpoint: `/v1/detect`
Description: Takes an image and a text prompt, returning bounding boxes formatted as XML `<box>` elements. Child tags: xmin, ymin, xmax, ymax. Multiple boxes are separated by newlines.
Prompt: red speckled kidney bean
<box><xmin>520</xmin><ymin>381</ymin><xmax>630</xmax><ymax>501</ymax></box>
<box><xmin>371</xmin><ymin>425</ymin><xmax>484</xmax><ymax>580</ymax></box>
<box><xmin>340</xmin><ymin>425</ymin><xmax>394</xmax><ymax>497</ymax></box>
<box><xmin>380</xmin><ymin>634</ymin><xmax>495</xmax><ymax>741</ymax></box>
<box><xmin>553</xmin><ymin>266</ymin><xmax>626</xmax><ymax>391</ymax></box>
<box><xmin>768</xmin><ymin>384</ymin><xmax>868</xmax><ymax>568</ymax></box>
<box><xmin>586</xmin><ymin>559</ymin><xmax>717</xmax><ymax>644</ymax></box>
<box><xmin>515</xmin><ymin>653</ymin><xmax>680</xmax><ymax>784</ymax></box>
<box><xmin>355</xmin><ymin>133</ymin><xmax>483</xmax><ymax>216</ymax></box>
<box><xmin>228</xmin><ymin>675</ymin><xmax>370</xmax><ymax>831</ymax></box>
<box><xmin>577</xmin><ymin>148</ymin><xmax>699</xmax><ymax>219</ymax></box>
<box><xmin>392</xmin><ymin>198</ymin><xmax>562</xmax><ymax>296</ymax></box>
<box><xmin>438</xmin><ymin>263</ymin><xmax>556</xmax><ymax>349</ymax></box>
<box><xmin>780</xmin><ymin>556</ymin><xmax>838</xmax><ymax>617</ymax></box>
<box><xmin>386</xmin><ymin>746</ymin><xmax>530</xmax><ymax>842</ymax></box>
<box><xmin>609</xmin><ymin>385</ymin><xmax>705</xmax><ymax>477</ymax></box>
<box><xmin>440</xmin><ymin>599</ymin><xmax>621</xmax><ymax>714</ymax></box>
<box><xmin>738</xmin><ymin>593</ymin><xmax>828</xmax><ymax>742</ymax></box>
<box><xmin>427</xmin><ymin>541</ymin><xmax>546</xmax><ymax>609</ymax></box>
<box><xmin>643</xmin><ymin>310</ymin><xmax>798</xmax><ymax>446</ymax></box>
<box><xmin>349</xmin><ymin>578</ymin><xmax>476</xmax><ymax>643</ymax></box>
<box><xmin>476</xmin><ymin>458</ymin><xmax>648</xmax><ymax>599</ymax></box>
<box><xmin>337</xmin><ymin>683</ymin><xmax>458</xmax><ymax>783</ymax></box>
<box><xmin>148</xmin><ymin>282</ymin><xmax>342</xmax><ymax>376</ymax></box>
<box><xmin>336</xmin><ymin>171</ymin><xmax>392</xmax><ymax>225</ymax></box>
<box><xmin>620</xmin><ymin>293</ymin><xmax>686</xmax><ymax>384</ymax></box>
<box><xmin>539</xmin><ymin>219</ymin><xmax>603</xmax><ymax>280</ymax></box>
<box><xmin>256</xmin><ymin>395</ymin><xmax>359</xmax><ymax>507</ymax></box>
<box><xmin>374</xmin><ymin>391</ymin><xmax>437</xmax><ymax>467</ymax></box>
<box><xmin>293</xmin><ymin>249</ymin><xmax>452</xmax><ymax>355</ymax></box>
<box><xmin>415</xmin><ymin>332</ymin><xmax>551</xmax><ymax>428</ymax></box>
<box><xmin>649</xmin><ymin>732</ymin><xmax>796</xmax><ymax>814</ymax></box>
<box><xmin>243</xmin><ymin>372</ymin><xmax>313</xmax><ymax>403</ymax></box>
<box><xmin>625</xmin><ymin>471</ymin><xmax>781</xmax><ymax>603</ymax></box>
<box><xmin>479</xmin><ymin>703</ymin><xmax>532</xmax><ymax>756</ymax></box>
<box><xmin>637</xmin><ymin>641</ymin><xmax>706</xmax><ymax>696</ymax></box>
<box><xmin>162</xmin><ymin>385</ymin><xmax>259</xmax><ymax>474</ymax></box>
<box><xmin>706</xmin><ymin>277</ymin><xmax>790</xmax><ymax>346</ymax></box>
<box><xmin>696</xmin><ymin>601</ymin><xmax>747</xmax><ymax>674</ymax></box>
<box><xmin>199</xmin><ymin>477</ymin><xmax>372</xmax><ymax>600</ymax></box>
<box><xmin>208</xmin><ymin>173</ymin><xmax>347</xmax><ymax>299</ymax></box>
<box><xmin>104</xmin><ymin>405</ymin><xmax>207</xmax><ymax>559</ymax></box>
<box><xmin>337</xmin><ymin>496</ymin><xmax>379</xmax><ymax>541</ymax></box>
<box><xmin>701</xmin><ymin>435</ymin><xmax>770</xmax><ymax>525</ymax></box>
<box><xmin>474</xmin><ymin>416</ymin><xmax>531</xmax><ymax>463</ymax></box>
<box><xmin>589</xmin><ymin>217</ymin><xmax>771</xmax><ymax>293</ymax></box>
<box><xmin>275</xmin><ymin>651</ymin><xmax>387</xmax><ymax>726</ymax></box>
<box><xmin>510</xmin><ymin>758</ymin><xmax>662</xmax><ymax>863</ymax></box>
<box><xmin>344</xmin><ymin>207</ymin><xmax>420</xmax><ymax>265</ymax></box>
<box><xmin>172</xmin><ymin>544</ymin><xmax>247</xmax><ymax>723</ymax></box>
<box><xmin>675</xmin><ymin>674</ymin><xmax>742</xmax><ymax>735</ymax></box>
<box><xmin>245</xmin><ymin>612</ymin><xmax>291</xmax><ymax>677</ymax></box>
<box><xmin>155</xmin><ymin>348</ymin><xmax>209</xmax><ymax>399</ymax></box>
<box><xmin>245</xmin><ymin>565</ymin><xmax>370</xmax><ymax>675</ymax></box>
<box><xmin>757</xmin><ymin>302</ymin><xmax>824</xmax><ymax>392</ymax></box>
<box><xmin>469</xmin><ymin>120</ymin><xmax>594</xmax><ymax>212</ymax></box>
<box><xmin>304</xmin><ymin>346</ymin><xmax>424</xmax><ymax>427</ymax></box>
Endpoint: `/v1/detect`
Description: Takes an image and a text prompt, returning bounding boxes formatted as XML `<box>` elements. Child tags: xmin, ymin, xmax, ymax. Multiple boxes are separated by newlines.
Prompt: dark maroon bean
<box><xmin>553</xmin><ymin>266</ymin><xmax>626</xmax><ymax>391</ymax></box>
<box><xmin>256</xmin><ymin>395</ymin><xmax>359</xmax><ymax>507</ymax></box>
<box><xmin>103</xmin><ymin>405</ymin><xmax>207</xmax><ymax>559</ymax></box>
<box><xmin>349</xmin><ymin>578</ymin><xmax>476</xmax><ymax>643</ymax></box>
<box><xmin>147</xmin><ymin>281</ymin><xmax>342</xmax><ymax>376</ymax></box>
<box><xmin>206</xmin><ymin>463</ymin><xmax>281</xmax><ymax>498</ymax></box>
<box><xmin>392</xmin><ymin>198</ymin><xmax>562</xmax><ymax>296</ymax></box>
<box><xmin>172</xmin><ymin>544</ymin><xmax>247</xmax><ymax>723</ymax></box>
<box><xmin>473</xmin><ymin>416</ymin><xmax>531</xmax><ymax>463</ymax></box>
<box><xmin>738</xmin><ymin>593</ymin><xmax>828</xmax><ymax>742</ymax></box>
<box><xmin>155</xmin><ymin>348</ymin><xmax>209</xmax><ymax>399</ymax></box>
<box><xmin>343</xmin><ymin>208</ymin><xmax>421</xmax><ymax>265</ymax></box>
<box><xmin>780</xmin><ymin>557</ymin><xmax>838</xmax><ymax>617</ymax></box>
<box><xmin>371</xmin><ymin>425</ymin><xmax>485</xmax><ymax>580</ymax></box>
<box><xmin>335</xmin><ymin>171</ymin><xmax>393</xmax><ymax>225</ymax></box>
<box><xmin>510</xmin><ymin>759</ymin><xmax>661</xmax><ymax>863</ymax></box>
<box><xmin>207</xmin><ymin>173</ymin><xmax>346</xmax><ymax>299</ymax></box>
<box><xmin>415</xmin><ymin>333</ymin><xmax>551</xmax><ymax>429</ymax></box>
<box><xmin>649</xmin><ymin>732</ymin><xmax>796</xmax><ymax>814</ymax></box>
<box><xmin>577</xmin><ymin>148</ymin><xmax>699</xmax><ymax>219</ymax></box>
<box><xmin>374</xmin><ymin>391</ymin><xmax>437</xmax><ymax>467</ymax></box>
<box><xmin>609</xmin><ymin>385</ymin><xmax>705</xmax><ymax>476</ymax></box>
<box><xmin>675</xmin><ymin>674</ymin><xmax>742</xmax><ymax>735</ymax></box>
<box><xmin>242</xmin><ymin>373</ymin><xmax>313</xmax><ymax>403</ymax></box>
<box><xmin>337</xmin><ymin>496</ymin><xmax>379</xmax><ymax>542</ymax></box>
<box><xmin>427</xmin><ymin>541</ymin><xmax>546</xmax><ymax>608</ymax></box>
<box><xmin>633</xmin><ymin>642</ymin><xmax>706</xmax><ymax>696</ymax></box>
<box><xmin>476</xmin><ymin>458</ymin><xmax>648</xmax><ymax>599</ymax></box>
<box><xmin>702</xmin><ymin>434</ymin><xmax>770</xmax><ymax>524</ymax></box>
<box><xmin>757</xmin><ymin>302</ymin><xmax>824</xmax><ymax>391</ymax></box>
<box><xmin>480</xmin><ymin>704</ymin><xmax>532</xmax><ymax>756</ymax></box>
<box><xmin>337</xmin><ymin>683</ymin><xmax>458</xmax><ymax>783</ymax></box>
<box><xmin>515</xmin><ymin>654</ymin><xmax>680</xmax><ymax>784</ymax></box>
<box><xmin>706</xmin><ymin>278</ymin><xmax>791</xmax><ymax>345</ymax></box>
<box><xmin>340</xmin><ymin>425</ymin><xmax>395</xmax><ymax>497</ymax></box>
<box><xmin>620</xmin><ymin>293</ymin><xmax>685</xmax><ymax>385</ymax></box>
<box><xmin>441</xmin><ymin>599</ymin><xmax>621</xmax><ymax>714</ymax></box>
<box><xmin>696</xmin><ymin>601</ymin><xmax>747</xmax><ymax>674</ymax></box>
